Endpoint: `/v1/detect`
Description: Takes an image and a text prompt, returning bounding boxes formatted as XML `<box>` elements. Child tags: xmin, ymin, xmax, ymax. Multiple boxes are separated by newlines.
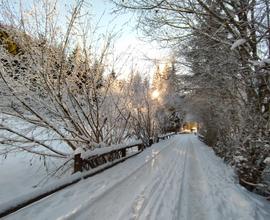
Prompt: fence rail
<box><xmin>74</xmin><ymin>133</ymin><xmax>175</xmax><ymax>173</ymax></box>
<box><xmin>197</xmin><ymin>133</ymin><xmax>206</xmax><ymax>143</ymax></box>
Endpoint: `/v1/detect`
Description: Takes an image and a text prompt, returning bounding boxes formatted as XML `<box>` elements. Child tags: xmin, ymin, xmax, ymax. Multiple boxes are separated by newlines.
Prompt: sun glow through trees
<box><xmin>151</xmin><ymin>90</ymin><xmax>160</xmax><ymax>99</ymax></box>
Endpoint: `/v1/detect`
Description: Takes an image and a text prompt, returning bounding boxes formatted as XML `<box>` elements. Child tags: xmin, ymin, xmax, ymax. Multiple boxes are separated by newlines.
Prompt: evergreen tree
<box><xmin>152</xmin><ymin>59</ymin><xmax>183</xmax><ymax>132</ymax></box>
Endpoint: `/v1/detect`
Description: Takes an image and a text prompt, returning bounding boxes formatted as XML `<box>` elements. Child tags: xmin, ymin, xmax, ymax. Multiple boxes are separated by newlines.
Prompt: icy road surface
<box><xmin>4</xmin><ymin>134</ymin><xmax>270</xmax><ymax>220</ymax></box>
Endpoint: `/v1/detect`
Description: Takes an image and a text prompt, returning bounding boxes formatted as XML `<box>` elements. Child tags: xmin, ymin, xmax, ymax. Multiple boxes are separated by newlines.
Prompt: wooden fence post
<box><xmin>74</xmin><ymin>153</ymin><xmax>83</xmax><ymax>173</ymax></box>
<box><xmin>121</xmin><ymin>148</ymin><xmax>126</xmax><ymax>157</ymax></box>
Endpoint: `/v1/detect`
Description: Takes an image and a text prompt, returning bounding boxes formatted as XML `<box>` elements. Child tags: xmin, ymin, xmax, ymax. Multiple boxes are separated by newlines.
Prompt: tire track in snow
<box><xmin>127</xmin><ymin>142</ymin><xmax>188</xmax><ymax>220</ymax></box>
<box><xmin>181</xmin><ymin>138</ymin><xmax>217</xmax><ymax>220</ymax></box>
<box><xmin>173</xmin><ymin>137</ymin><xmax>195</xmax><ymax>220</ymax></box>
<box><xmin>128</xmin><ymin>149</ymin><xmax>179</xmax><ymax>219</ymax></box>
<box><xmin>148</xmin><ymin>142</ymin><xmax>188</xmax><ymax>220</ymax></box>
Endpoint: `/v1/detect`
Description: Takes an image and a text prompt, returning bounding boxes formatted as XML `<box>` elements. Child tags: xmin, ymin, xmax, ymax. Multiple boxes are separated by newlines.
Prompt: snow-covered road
<box><xmin>4</xmin><ymin>134</ymin><xmax>270</xmax><ymax>220</ymax></box>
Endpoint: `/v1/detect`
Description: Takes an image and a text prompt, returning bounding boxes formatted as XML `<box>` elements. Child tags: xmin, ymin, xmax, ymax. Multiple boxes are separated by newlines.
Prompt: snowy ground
<box><xmin>0</xmin><ymin>152</ymin><xmax>66</xmax><ymax>203</ymax></box>
<box><xmin>2</xmin><ymin>134</ymin><xmax>270</xmax><ymax>220</ymax></box>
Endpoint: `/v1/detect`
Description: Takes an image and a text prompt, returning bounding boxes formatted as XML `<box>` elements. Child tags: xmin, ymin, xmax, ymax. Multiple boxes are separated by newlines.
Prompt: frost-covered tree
<box><xmin>113</xmin><ymin>0</ymin><xmax>270</xmax><ymax>194</ymax></box>
<box><xmin>0</xmin><ymin>0</ymin><xmax>131</xmax><ymax>164</ymax></box>
<box><xmin>126</xmin><ymin>72</ymin><xmax>157</xmax><ymax>146</ymax></box>
<box><xmin>152</xmin><ymin>60</ymin><xmax>183</xmax><ymax>132</ymax></box>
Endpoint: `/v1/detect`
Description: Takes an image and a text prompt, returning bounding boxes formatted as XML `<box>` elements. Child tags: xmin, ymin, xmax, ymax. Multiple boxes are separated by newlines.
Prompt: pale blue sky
<box><xmin>0</xmin><ymin>0</ymin><xmax>170</xmax><ymax>77</ymax></box>
<box><xmin>92</xmin><ymin>0</ymin><xmax>136</xmax><ymax>35</ymax></box>
<box><xmin>90</xmin><ymin>0</ymin><xmax>170</xmax><ymax>77</ymax></box>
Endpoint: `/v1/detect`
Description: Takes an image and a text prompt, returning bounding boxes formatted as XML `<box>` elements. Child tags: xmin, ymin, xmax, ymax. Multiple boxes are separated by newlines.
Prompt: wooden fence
<box><xmin>197</xmin><ymin>133</ymin><xmax>206</xmax><ymax>143</ymax></box>
<box><xmin>74</xmin><ymin>133</ymin><xmax>175</xmax><ymax>173</ymax></box>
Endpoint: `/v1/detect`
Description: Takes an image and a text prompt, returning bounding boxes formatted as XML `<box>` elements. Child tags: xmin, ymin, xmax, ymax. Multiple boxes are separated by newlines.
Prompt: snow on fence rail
<box><xmin>0</xmin><ymin>132</ymin><xmax>175</xmax><ymax>219</ymax></box>
<box><xmin>74</xmin><ymin>132</ymin><xmax>176</xmax><ymax>173</ymax></box>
